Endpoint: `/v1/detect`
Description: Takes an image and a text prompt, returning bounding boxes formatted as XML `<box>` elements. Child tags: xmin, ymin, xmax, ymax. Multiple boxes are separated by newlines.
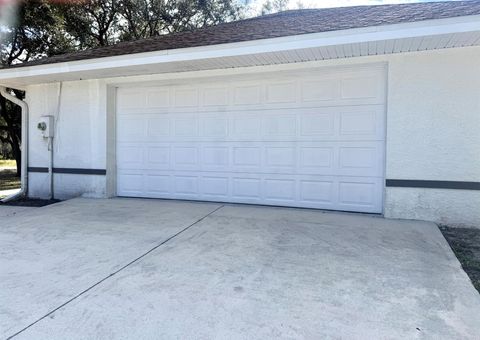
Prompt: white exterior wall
<box><xmin>24</xmin><ymin>46</ymin><xmax>480</xmax><ymax>225</ymax></box>
<box><xmin>26</xmin><ymin>80</ymin><xmax>107</xmax><ymax>199</ymax></box>
<box><xmin>384</xmin><ymin>46</ymin><xmax>480</xmax><ymax>227</ymax></box>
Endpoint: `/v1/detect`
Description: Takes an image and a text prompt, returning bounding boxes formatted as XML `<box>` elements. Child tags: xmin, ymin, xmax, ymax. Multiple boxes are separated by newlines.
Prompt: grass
<box><xmin>0</xmin><ymin>169</ymin><xmax>20</xmax><ymax>194</ymax></box>
<box><xmin>0</xmin><ymin>160</ymin><xmax>20</xmax><ymax>197</ymax></box>
<box><xmin>0</xmin><ymin>159</ymin><xmax>16</xmax><ymax>168</ymax></box>
<box><xmin>439</xmin><ymin>225</ymin><xmax>480</xmax><ymax>294</ymax></box>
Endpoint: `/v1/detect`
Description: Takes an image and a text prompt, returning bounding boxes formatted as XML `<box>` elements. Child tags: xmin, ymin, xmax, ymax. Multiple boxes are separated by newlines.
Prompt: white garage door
<box><xmin>116</xmin><ymin>66</ymin><xmax>386</xmax><ymax>213</ymax></box>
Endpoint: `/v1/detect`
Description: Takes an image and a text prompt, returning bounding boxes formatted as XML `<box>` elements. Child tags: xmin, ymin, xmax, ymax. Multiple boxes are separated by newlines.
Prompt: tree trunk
<box><xmin>0</xmin><ymin>94</ymin><xmax>22</xmax><ymax>177</ymax></box>
<box><xmin>11</xmin><ymin>135</ymin><xmax>21</xmax><ymax>177</ymax></box>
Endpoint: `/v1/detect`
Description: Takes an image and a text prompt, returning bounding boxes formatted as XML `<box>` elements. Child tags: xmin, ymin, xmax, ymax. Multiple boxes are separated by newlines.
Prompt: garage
<box><xmin>116</xmin><ymin>65</ymin><xmax>386</xmax><ymax>213</ymax></box>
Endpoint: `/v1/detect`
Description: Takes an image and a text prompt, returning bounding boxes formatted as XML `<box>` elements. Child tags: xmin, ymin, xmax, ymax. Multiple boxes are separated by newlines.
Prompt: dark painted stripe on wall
<box><xmin>28</xmin><ymin>167</ymin><xmax>106</xmax><ymax>175</ymax></box>
<box><xmin>54</xmin><ymin>168</ymin><xmax>107</xmax><ymax>175</ymax></box>
<box><xmin>27</xmin><ymin>167</ymin><xmax>49</xmax><ymax>173</ymax></box>
<box><xmin>386</xmin><ymin>179</ymin><xmax>480</xmax><ymax>190</ymax></box>
<box><xmin>26</xmin><ymin>170</ymin><xmax>478</xmax><ymax>189</ymax></box>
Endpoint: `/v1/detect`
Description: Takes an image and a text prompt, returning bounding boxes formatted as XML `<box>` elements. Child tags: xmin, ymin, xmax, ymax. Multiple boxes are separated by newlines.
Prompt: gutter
<box><xmin>0</xmin><ymin>87</ymin><xmax>28</xmax><ymax>202</ymax></box>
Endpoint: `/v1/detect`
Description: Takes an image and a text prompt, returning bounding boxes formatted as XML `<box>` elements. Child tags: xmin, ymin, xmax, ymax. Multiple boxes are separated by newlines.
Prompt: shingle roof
<box><xmin>10</xmin><ymin>1</ymin><xmax>480</xmax><ymax>68</ymax></box>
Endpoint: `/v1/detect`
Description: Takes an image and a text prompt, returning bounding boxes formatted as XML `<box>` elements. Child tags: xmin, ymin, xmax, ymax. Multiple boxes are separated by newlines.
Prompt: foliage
<box><xmin>260</xmin><ymin>0</ymin><xmax>289</xmax><ymax>15</ymax></box>
<box><xmin>117</xmin><ymin>0</ymin><xmax>243</xmax><ymax>41</ymax></box>
<box><xmin>57</xmin><ymin>0</ymin><xmax>244</xmax><ymax>48</ymax></box>
<box><xmin>1</xmin><ymin>1</ymin><xmax>74</xmax><ymax>66</ymax></box>
<box><xmin>0</xmin><ymin>0</ymin><xmax>74</xmax><ymax>175</ymax></box>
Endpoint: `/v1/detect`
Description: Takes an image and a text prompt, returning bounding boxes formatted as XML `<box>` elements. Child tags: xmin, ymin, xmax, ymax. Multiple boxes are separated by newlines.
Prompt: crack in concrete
<box><xmin>7</xmin><ymin>204</ymin><xmax>224</xmax><ymax>339</ymax></box>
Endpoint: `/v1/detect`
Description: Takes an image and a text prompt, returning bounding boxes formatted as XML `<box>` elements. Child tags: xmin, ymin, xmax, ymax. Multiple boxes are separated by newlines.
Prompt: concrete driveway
<box><xmin>1</xmin><ymin>198</ymin><xmax>479</xmax><ymax>339</ymax></box>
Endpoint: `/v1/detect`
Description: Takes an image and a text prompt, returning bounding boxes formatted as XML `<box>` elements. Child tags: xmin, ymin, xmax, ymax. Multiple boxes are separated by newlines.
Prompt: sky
<box><xmin>251</xmin><ymin>0</ymin><xmax>454</xmax><ymax>10</ymax></box>
<box><xmin>244</xmin><ymin>0</ymin><xmax>457</xmax><ymax>17</ymax></box>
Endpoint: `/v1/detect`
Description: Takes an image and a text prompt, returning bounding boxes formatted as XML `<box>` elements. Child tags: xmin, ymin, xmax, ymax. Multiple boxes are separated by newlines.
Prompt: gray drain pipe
<box><xmin>0</xmin><ymin>86</ymin><xmax>28</xmax><ymax>202</ymax></box>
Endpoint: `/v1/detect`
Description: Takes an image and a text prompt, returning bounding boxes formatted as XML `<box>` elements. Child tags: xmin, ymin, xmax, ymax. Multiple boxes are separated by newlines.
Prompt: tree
<box><xmin>59</xmin><ymin>0</ymin><xmax>120</xmax><ymax>48</ymax></box>
<box><xmin>260</xmin><ymin>0</ymin><xmax>289</xmax><ymax>15</ymax></box>
<box><xmin>0</xmin><ymin>0</ymin><xmax>73</xmax><ymax>176</ymax></box>
<box><xmin>0</xmin><ymin>90</ymin><xmax>22</xmax><ymax>174</ymax></box>
<box><xmin>58</xmin><ymin>0</ymin><xmax>243</xmax><ymax>46</ymax></box>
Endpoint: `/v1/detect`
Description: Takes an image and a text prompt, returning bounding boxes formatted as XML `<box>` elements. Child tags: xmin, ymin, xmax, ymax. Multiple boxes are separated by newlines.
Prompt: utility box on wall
<box><xmin>37</xmin><ymin>115</ymin><xmax>54</xmax><ymax>138</ymax></box>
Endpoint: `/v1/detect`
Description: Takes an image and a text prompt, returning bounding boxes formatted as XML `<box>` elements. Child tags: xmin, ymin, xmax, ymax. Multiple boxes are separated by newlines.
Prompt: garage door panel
<box><xmin>338</xmin><ymin>105</ymin><xmax>385</xmax><ymax>140</ymax></box>
<box><xmin>200</xmin><ymin>115</ymin><xmax>228</xmax><ymax>138</ymax></box>
<box><xmin>146</xmin><ymin>88</ymin><xmax>170</xmax><ymax>108</ymax></box>
<box><xmin>232</xmin><ymin>114</ymin><xmax>262</xmax><ymax>139</ymax></box>
<box><xmin>119</xmin><ymin>106</ymin><xmax>383</xmax><ymax>143</ymax></box>
<box><xmin>232</xmin><ymin>177</ymin><xmax>262</xmax><ymax>200</ymax></box>
<box><xmin>117</xmin><ymin>145</ymin><xmax>144</xmax><ymax>169</ymax></box>
<box><xmin>299</xmin><ymin>179</ymin><xmax>335</xmax><ymax>205</ymax></box>
<box><xmin>299</xmin><ymin>147</ymin><xmax>334</xmax><ymax>169</ymax></box>
<box><xmin>117</xmin><ymin>169</ymin><xmax>384</xmax><ymax>213</ymax></box>
<box><xmin>264</xmin><ymin>179</ymin><xmax>296</xmax><ymax>202</ymax></box>
<box><xmin>233</xmin><ymin>146</ymin><xmax>262</xmax><ymax>169</ymax></box>
<box><xmin>202</xmin><ymin>146</ymin><xmax>230</xmax><ymax>169</ymax></box>
<box><xmin>233</xmin><ymin>84</ymin><xmax>262</xmax><ymax>106</ymax></box>
<box><xmin>340</xmin><ymin>110</ymin><xmax>376</xmax><ymax>136</ymax></box>
<box><xmin>146</xmin><ymin>146</ymin><xmax>170</xmax><ymax>168</ymax></box>
<box><xmin>265</xmin><ymin>146</ymin><xmax>296</xmax><ymax>169</ymax></box>
<box><xmin>145</xmin><ymin>174</ymin><xmax>171</xmax><ymax>195</ymax></box>
<box><xmin>146</xmin><ymin>117</ymin><xmax>170</xmax><ymax>140</ymax></box>
<box><xmin>300</xmin><ymin>70</ymin><xmax>385</xmax><ymax>106</ymax></box>
<box><xmin>262</xmin><ymin>114</ymin><xmax>297</xmax><ymax>139</ymax></box>
<box><xmin>117</xmin><ymin>66</ymin><xmax>386</xmax><ymax>213</ymax></box>
<box><xmin>299</xmin><ymin>112</ymin><xmax>335</xmax><ymax>137</ymax></box>
<box><xmin>337</xmin><ymin>142</ymin><xmax>384</xmax><ymax>177</ymax></box>
<box><xmin>342</xmin><ymin>76</ymin><xmax>380</xmax><ymax>99</ymax></box>
<box><xmin>173</xmin><ymin>146</ymin><xmax>198</xmax><ymax>170</ymax></box>
<box><xmin>174</xmin><ymin>88</ymin><xmax>199</xmax><ymax>107</ymax></box>
<box><xmin>117</xmin><ymin>141</ymin><xmax>384</xmax><ymax>177</ymax></box>
<box><xmin>117</xmin><ymin>89</ymin><xmax>146</xmax><ymax>109</ymax></box>
<box><xmin>200</xmin><ymin>177</ymin><xmax>229</xmax><ymax>198</ymax></box>
<box><xmin>265</xmin><ymin>81</ymin><xmax>297</xmax><ymax>104</ymax></box>
<box><xmin>117</xmin><ymin>117</ymin><xmax>145</xmax><ymax>142</ymax></box>
<box><xmin>337</xmin><ymin>177</ymin><xmax>384</xmax><ymax>212</ymax></box>
<box><xmin>202</xmin><ymin>87</ymin><xmax>229</xmax><ymax>107</ymax></box>
<box><xmin>117</xmin><ymin>74</ymin><xmax>385</xmax><ymax>115</ymax></box>
<box><xmin>174</xmin><ymin>175</ymin><xmax>199</xmax><ymax>196</ymax></box>
<box><xmin>174</xmin><ymin>116</ymin><xmax>198</xmax><ymax>137</ymax></box>
<box><xmin>117</xmin><ymin>172</ymin><xmax>144</xmax><ymax>196</ymax></box>
<box><xmin>301</xmin><ymin>79</ymin><xmax>339</xmax><ymax>102</ymax></box>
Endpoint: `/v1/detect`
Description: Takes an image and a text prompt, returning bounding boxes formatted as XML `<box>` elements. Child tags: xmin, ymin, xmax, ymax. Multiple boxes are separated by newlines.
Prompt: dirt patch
<box><xmin>0</xmin><ymin>169</ymin><xmax>20</xmax><ymax>192</ymax></box>
<box><xmin>439</xmin><ymin>225</ymin><xmax>480</xmax><ymax>293</ymax></box>
<box><xmin>0</xmin><ymin>198</ymin><xmax>61</xmax><ymax>207</ymax></box>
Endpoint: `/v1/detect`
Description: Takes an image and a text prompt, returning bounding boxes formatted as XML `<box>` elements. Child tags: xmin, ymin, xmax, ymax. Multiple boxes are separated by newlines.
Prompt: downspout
<box><xmin>0</xmin><ymin>86</ymin><xmax>28</xmax><ymax>202</ymax></box>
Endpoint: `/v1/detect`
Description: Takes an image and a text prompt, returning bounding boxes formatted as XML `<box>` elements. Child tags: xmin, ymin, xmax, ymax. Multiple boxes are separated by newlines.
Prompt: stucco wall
<box><xmin>24</xmin><ymin>46</ymin><xmax>480</xmax><ymax>225</ymax></box>
<box><xmin>26</xmin><ymin>80</ymin><xmax>106</xmax><ymax>199</ymax></box>
<box><xmin>383</xmin><ymin>46</ymin><xmax>480</xmax><ymax>227</ymax></box>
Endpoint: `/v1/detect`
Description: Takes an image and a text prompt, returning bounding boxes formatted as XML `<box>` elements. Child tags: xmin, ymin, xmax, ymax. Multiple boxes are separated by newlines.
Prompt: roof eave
<box><xmin>1</xmin><ymin>14</ymin><xmax>480</xmax><ymax>88</ymax></box>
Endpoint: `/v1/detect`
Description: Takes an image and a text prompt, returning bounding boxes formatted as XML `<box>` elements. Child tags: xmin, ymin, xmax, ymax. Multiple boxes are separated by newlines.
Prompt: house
<box><xmin>0</xmin><ymin>1</ymin><xmax>479</xmax><ymax>226</ymax></box>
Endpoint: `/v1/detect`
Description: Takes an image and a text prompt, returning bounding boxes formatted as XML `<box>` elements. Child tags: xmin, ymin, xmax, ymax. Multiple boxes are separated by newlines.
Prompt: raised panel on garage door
<box><xmin>116</xmin><ymin>65</ymin><xmax>386</xmax><ymax>213</ymax></box>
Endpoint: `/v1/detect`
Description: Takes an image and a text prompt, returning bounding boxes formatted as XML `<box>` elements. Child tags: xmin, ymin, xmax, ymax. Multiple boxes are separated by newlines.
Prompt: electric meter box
<box><xmin>38</xmin><ymin>115</ymin><xmax>54</xmax><ymax>138</ymax></box>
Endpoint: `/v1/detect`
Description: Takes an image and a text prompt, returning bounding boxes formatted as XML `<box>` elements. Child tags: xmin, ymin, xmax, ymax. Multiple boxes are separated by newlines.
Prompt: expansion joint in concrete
<box><xmin>7</xmin><ymin>204</ymin><xmax>224</xmax><ymax>339</ymax></box>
